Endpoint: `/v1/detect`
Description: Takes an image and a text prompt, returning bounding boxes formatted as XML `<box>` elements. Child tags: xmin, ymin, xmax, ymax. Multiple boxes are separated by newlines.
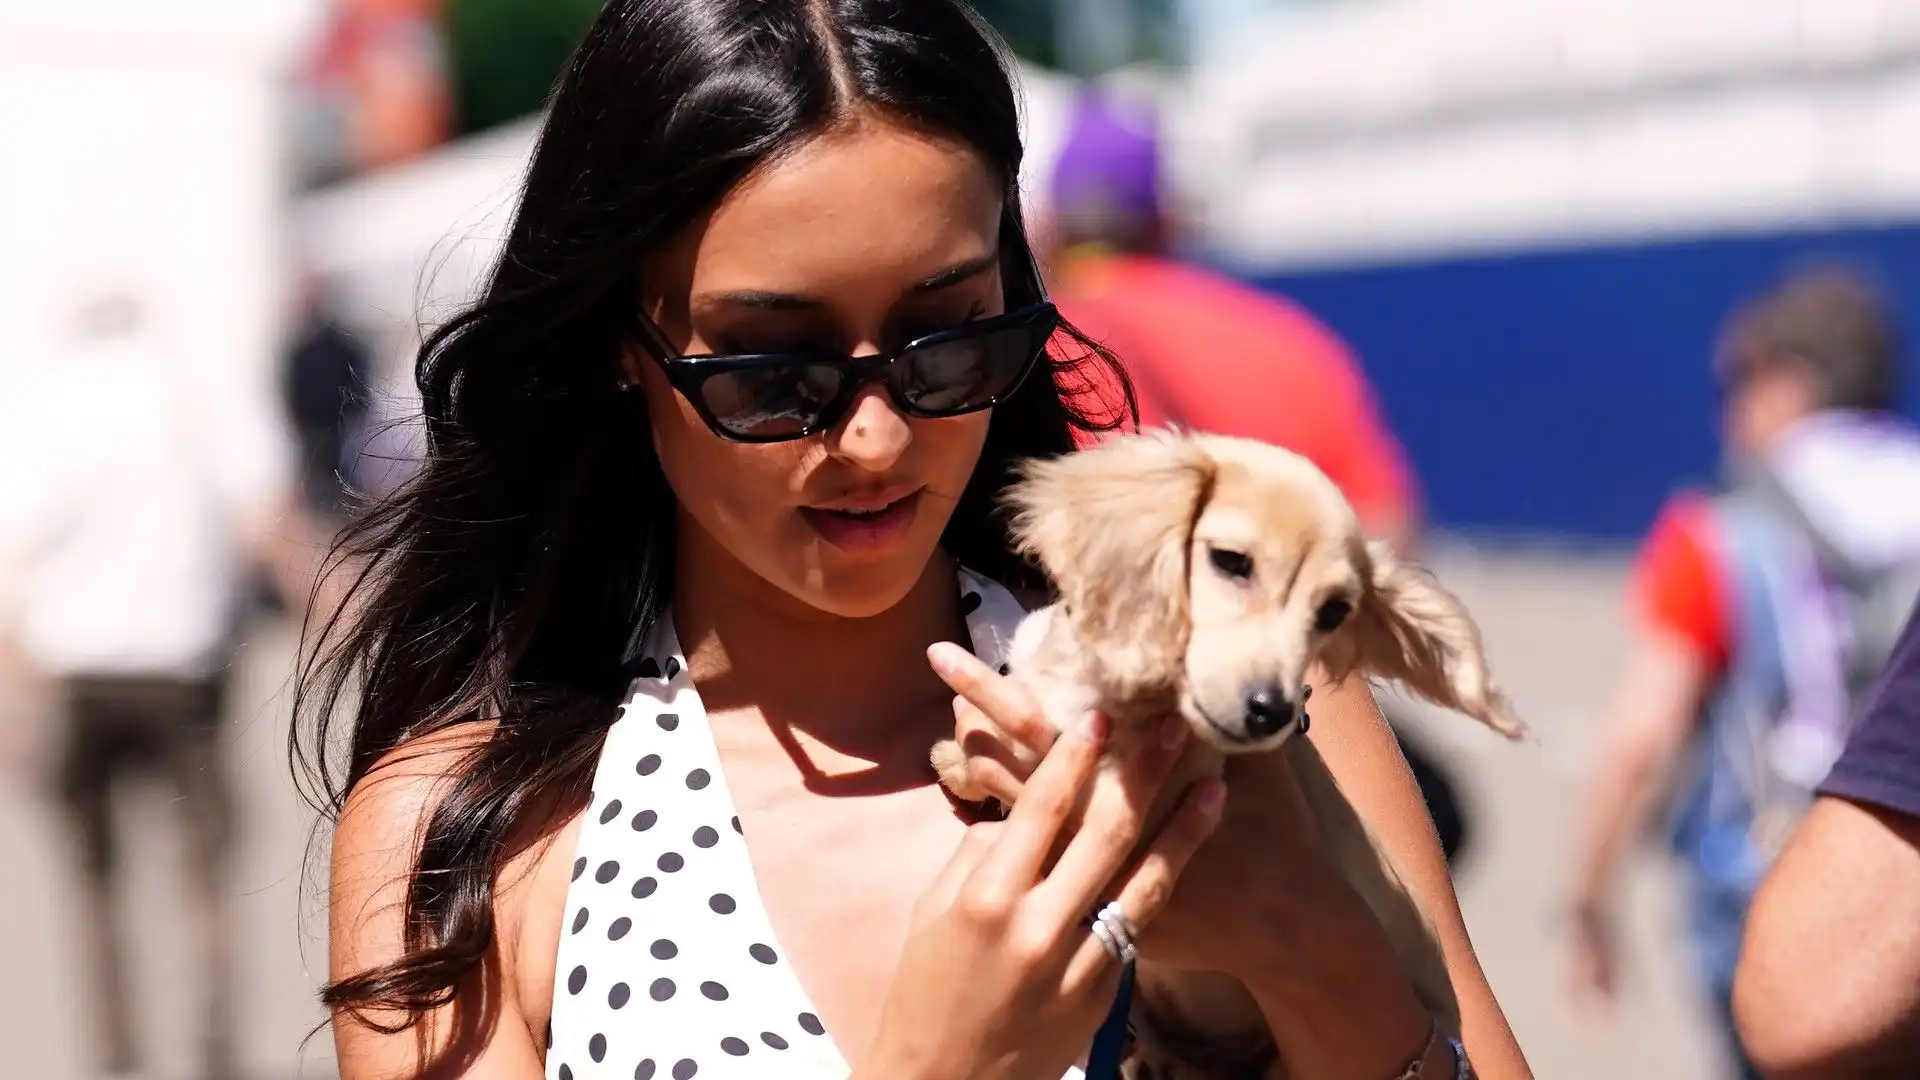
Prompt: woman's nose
<box><xmin>825</xmin><ymin>384</ymin><xmax>912</xmax><ymax>471</ymax></box>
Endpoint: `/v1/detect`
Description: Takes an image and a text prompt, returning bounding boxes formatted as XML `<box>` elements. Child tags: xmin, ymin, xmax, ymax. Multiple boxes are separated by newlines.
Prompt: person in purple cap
<box><xmin>1042</xmin><ymin>87</ymin><xmax>1421</xmax><ymax>554</ymax></box>
<box><xmin>1040</xmin><ymin>84</ymin><xmax>1481</xmax><ymax>863</ymax></box>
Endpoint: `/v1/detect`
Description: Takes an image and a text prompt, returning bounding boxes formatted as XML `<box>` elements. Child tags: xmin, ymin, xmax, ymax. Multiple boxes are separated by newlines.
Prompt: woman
<box><xmin>304</xmin><ymin>2</ymin><xmax>1531</xmax><ymax>1078</ymax></box>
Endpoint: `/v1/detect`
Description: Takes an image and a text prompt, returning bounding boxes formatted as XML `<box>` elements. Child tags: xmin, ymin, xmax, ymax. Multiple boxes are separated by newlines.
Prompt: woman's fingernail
<box><xmin>926</xmin><ymin>644</ymin><xmax>957</xmax><ymax>675</ymax></box>
<box><xmin>1195</xmin><ymin>779</ymin><xmax>1227</xmax><ymax>817</ymax></box>
<box><xmin>1158</xmin><ymin>716</ymin><xmax>1188</xmax><ymax>750</ymax></box>
<box><xmin>1080</xmin><ymin>711</ymin><xmax>1110</xmax><ymax>743</ymax></box>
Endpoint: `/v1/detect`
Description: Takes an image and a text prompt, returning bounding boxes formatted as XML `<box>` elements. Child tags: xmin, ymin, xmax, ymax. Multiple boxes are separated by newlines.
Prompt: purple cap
<box><xmin>1048</xmin><ymin>87</ymin><xmax>1162</xmax><ymax>221</ymax></box>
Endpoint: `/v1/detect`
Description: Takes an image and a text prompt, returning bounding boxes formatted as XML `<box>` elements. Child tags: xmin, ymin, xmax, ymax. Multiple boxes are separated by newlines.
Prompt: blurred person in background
<box><xmin>0</xmin><ymin>291</ymin><xmax>321</xmax><ymax>1080</ymax></box>
<box><xmin>1734</xmin><ymin>598</ymin><xmax>1920</xmax><ymax>1077</ymax></box>
<box><xmin>283</xmin><ymin>270</ymin><xmax>376</xmax><ymax>524</ymax></box>
<box><xmin>1042</xmin><ymin>85</ymin><xmax>1474</xmax><ymax>865</ymax></box>
<box><xmin>1565</xmin><ymin>268</ymin><xmax>1920</xmax><ymax>1080</ymax></box>
<box><xmin>297</xmin><ymin>0</ymin><xmax>452</xmax><ymax>185</ymax></box>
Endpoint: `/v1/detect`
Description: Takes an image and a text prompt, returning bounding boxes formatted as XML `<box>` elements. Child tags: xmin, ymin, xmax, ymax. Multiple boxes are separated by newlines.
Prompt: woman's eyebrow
<box><xmin>909</xmin><ymin>251</ymin><xmax>998</xmax><ymax>294</ymax></box>
<box><xmin>698</xmin><ymin>251</ymin><xmax>999</xmax><ymax>312</ymax></box>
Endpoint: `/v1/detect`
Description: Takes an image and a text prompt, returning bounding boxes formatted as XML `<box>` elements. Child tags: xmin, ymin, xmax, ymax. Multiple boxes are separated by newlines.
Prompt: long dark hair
<box><xmin>294</xmin><ymin>0</ymin><xmax>1133</xmax><ymax>1049</ymax></box>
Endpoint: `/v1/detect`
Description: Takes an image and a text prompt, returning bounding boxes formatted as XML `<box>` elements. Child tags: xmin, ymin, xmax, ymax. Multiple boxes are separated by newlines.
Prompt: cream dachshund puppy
<box><xmin>930</xmin><ymin>428</ymin><xmax>1524</xmax><ymax>1078</ymax></box>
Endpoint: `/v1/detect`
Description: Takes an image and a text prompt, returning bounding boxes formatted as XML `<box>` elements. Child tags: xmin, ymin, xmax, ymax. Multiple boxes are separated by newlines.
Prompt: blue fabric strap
<box><xmin>1085</xmin><ymin>957</ymin><xmax>1135</xmax><ymax>1080</ymax></box>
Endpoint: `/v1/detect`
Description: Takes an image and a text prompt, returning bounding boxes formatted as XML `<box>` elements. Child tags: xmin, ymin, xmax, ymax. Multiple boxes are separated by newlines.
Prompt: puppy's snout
<box><xmin>1243</xmin><ymin>686</ymin><xmax>1297</xmax><ymax>738</ymax></box>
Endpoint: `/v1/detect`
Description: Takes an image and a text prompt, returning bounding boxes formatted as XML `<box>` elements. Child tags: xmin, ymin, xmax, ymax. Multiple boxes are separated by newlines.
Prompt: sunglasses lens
<box><xmin>697</xmin><ymin>362</ymin><xmax>846</xmax><ymax>440</ymax></box>
<box><xmin>897</xmin><ymin>321</ymin><xmax>1046</xmax><ymax>416</ymax></box>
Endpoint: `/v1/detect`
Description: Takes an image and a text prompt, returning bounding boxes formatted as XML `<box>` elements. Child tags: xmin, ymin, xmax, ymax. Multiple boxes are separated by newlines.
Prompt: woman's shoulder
<box><xmin>331</xmin><ymin>721</ymin><xmax>585</xmax><ymax>1049</ymax></box>
<box><xmin>337</xmin><ymin>722</ymin><xmax>496</xmax><ymax>824</ymax></box>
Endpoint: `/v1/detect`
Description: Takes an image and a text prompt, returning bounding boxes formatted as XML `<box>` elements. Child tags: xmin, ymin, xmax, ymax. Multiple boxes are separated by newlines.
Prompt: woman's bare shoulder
<box><xmin>329</xmin><ymin>722</ymin><xmax>584</xmax><ymax>1077</ymax></box>
<box><xmin>334</xmin><ymin>723</ymin><xmax>497</xmax><ymax>847</ymax></box>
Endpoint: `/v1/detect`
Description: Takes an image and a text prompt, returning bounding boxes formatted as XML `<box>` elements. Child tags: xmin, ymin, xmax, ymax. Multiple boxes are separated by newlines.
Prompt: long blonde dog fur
<box><xmin>930</xmin><ymin>429</ymin><xmax>1524</xmax><ymax>1079</ymax></box>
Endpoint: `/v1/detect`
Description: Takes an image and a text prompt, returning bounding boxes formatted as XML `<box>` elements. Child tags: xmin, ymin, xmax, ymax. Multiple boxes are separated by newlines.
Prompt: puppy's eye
<box><xmin>1314</xmin><ymin>598</ymin><xmax>1353</xmax><ymax>633</ymax></box>
<box><xmin>1208</xmin><ymin>546</ymin><xmax>1254</xmax><ymax>580</ymax></box>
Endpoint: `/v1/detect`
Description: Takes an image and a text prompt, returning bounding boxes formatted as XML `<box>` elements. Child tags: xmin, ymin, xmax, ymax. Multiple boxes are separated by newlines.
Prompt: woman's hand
<box><xmin>854</xmin><ymin>645</ymin><xmax>1225</xmax><ymax>1080</ymax></box>
<box><xmin>930</xmin><ymin>645</ymin><xmax>1337</xmax><ymax>977</ymax></box>
<box><xmin>931</xmin><ymin>650</ymin><xmax>1452</xmax><ymax>1078</ymax></box>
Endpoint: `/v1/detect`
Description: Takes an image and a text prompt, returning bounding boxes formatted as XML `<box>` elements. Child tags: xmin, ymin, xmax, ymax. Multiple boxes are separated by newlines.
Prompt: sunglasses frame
<box><xmin>627</xmin><ymin>296</ymin><xmax>1060</xmax><ymax>444</ymax></box>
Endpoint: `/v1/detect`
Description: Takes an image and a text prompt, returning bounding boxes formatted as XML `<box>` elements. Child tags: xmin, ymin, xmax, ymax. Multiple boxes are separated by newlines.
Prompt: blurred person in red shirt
<box><xmin>1042</xmin><ymin>87</ymin><xmax>1420</xmax><ymax>554</ymax></box>
<box><xmin>1565</xmin><ymin>268</ymin><xmax>1920</xmax><ymax>1080</ymax></box>
<box><xmin>1037</xmin><ymin>87</ymin><xmax>1471</xmax><ymax>861</ymax></box>
<box><xmin>300</xmin><ymin>0</ymin><xmax>451</xmax><ymax>181</ymax></box>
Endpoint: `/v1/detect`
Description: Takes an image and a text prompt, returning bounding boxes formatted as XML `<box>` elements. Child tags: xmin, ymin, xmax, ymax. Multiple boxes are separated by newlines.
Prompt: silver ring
<box><xmin>1090</xmin><ymin>901</ymin><xmax>1138</xmax><ymax>965</ymax></box>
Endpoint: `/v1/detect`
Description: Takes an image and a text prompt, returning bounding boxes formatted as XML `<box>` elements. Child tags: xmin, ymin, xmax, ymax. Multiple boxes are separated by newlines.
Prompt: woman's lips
<box><xmin>800</xmin><ymin>490</ymin><xmax>923</xmax><ymax>551</ymax></box>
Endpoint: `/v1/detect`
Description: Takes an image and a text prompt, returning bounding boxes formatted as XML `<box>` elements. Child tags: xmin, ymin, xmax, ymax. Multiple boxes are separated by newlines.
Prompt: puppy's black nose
<box><xmin>1243</xmin><ymin>687</ymin><xmax>1296</xmax><ymax>738</ymax></box>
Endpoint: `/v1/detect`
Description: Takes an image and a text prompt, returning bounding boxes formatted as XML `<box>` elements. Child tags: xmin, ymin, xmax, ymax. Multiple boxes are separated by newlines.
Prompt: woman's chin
<box><xmin>787</xmin><ymin>536</ymin><xmax>951</xmax><ymax>620</ymax></box>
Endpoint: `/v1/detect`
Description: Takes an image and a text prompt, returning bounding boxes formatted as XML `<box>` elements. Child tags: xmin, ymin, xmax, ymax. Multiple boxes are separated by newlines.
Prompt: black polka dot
<box><xmin>594</xmin><ymin>860</ymin><xmax>620</xmax><ymax>884</ymax></box>
<box><xmin>559</xmin><ymin>1065</ymin><xmax>573</xmax><ymax>1080</ymax></box>
<box><xmin>608</xmin><ymin>917</ymin><xmax>632</xmax><ymax>941</ymax></box>
<box><xmin>731</xmin><ymin>816</ymin><xmax>742</xmax><ymax>834</ymax></box>
<box><xmin>692</xmin><ymin>826</ymin><xmax>718</xmax><ymax>848</ymax></box>
<box><xmin>657</xmin><ymin>713</ymin><xmax>680</xmax><ymax>732</ymax></box>
<box><xmin>634</xmin><ymin>1060</ymin><xmax>655</xmax><ymax>1080</ymax></box>
<box><xmin>700</xmin><ymin>981</ymin><xmax>729</xmax><ymax>1001</ymax></box>
<box><xmin>635</xmin><ymin>658</ymin><xmax>662</xmax><ymax>679</ymax></box>
<box><xmin>708</xmin><ymin>893</ymin><xmax>736</xmax><ymax>914</ymax></box>
<box><xmin>567</xmin><ymin>966</ymin><xmax>587</xmax><ymax>995</ymax></box>
<box><xmin>761</xmin><ymin>1032</ymin><xmax>789</xmax><ymax>1050</ymax></box>
<box><xmin>609</xmin><ymin>982</ymin><xmax>631</xmax><ymax>1009</ymax></box>
<box><xmin>665</xmin><ymin>656</ymin><xmax>681</xmax><ymax>679</ymax></box>
<box><xmin>658</xmin><ymin>852</ymin><xmax>684</xmax><ymax>873</ymax></box>
<box><xmin>721</xmin><ymin>1037</ymin><xmax>749</xmax><ymax>1057</ymax></box>
<box><xmin>961</xmin><ymin>591</ymin><xmax>983</xmax><ymax>615</ymax></box>
<box><xmin>650</xmin><ymin>978</ymin><xmax>675</xmax><ymax>1001</ymax></box>
<box><xmin>999</xmin><ymin>663</ymin><xmax>1011</xmax><ymax>676</ymax></box>
<box><xmin>636</xmin><ymin>754</ymin><xmax>662</xmax><ymax>776</ymax></box>
<box><xmin>571</xmin><ymin>857</ymin><xmax>586</xmax><ymax>882</ymax></box>
<box><xmin>686</xmin><ymin>768</ymin><xmax>710</xmax><ymax>790</ymax></box>
<box><xmin>631</xmin><ymin>876</ymin><xmax>658</xmax><ymax>899</ymax></box>
<box><xmin>590</xmin><ymin>1033</ymin><xmax>607</xmax><ymax>1063</ymax></box>
<box><xmin>599</xmin><ymin>799</ymin><xmax>623</xmax><ymax>825</ymax></box>
<box><xmin>571</xmin><ymin>908</ymin><xmax>589</xmax><ymax>934</ymax></box>
<box><xmin>631</xmin><ymin>809</ymin><xmax>658</xmax><ymax>831</ymax></box>
<box><xmin>749</xmin><ymin>943</ymin><xmax>777</xmax><ymax>964</ymax></box>
<box><xmin>672</xmin><ymin>1060</ymin><xmax>697</xmax><ymax>1080</ymax></box>
<box><xmin>545</xmin><ymin>1021</ymin><xmax>553</xmax><ymax>1049</ymax></box>
<box><xmin>798</xmin><ymin>1012</ymin><xmax>824</xmax><ymax>1036</ymax></box>
<box><xmin>650</xmin><ymin>938</ymin><xmax>677</xmax><ymax>960</ymax></box>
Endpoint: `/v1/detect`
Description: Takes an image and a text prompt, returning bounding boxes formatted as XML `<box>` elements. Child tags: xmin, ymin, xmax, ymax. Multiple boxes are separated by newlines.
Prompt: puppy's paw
<box><xmin>930</xmin><ymin>738</ymin><xmax>991</xmax><ymax>803</ymax></box>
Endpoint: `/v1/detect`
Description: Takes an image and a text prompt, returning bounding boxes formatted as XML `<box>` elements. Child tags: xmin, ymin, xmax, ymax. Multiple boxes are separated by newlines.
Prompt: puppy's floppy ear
<box><xmin>1006</xmin><ymin>431</ymin><xmax>1213</xmax><ymax>700</ymax></box>
<box><xmin>1323</xmin><ymin>540</ymin><xmax>1525</xmax><ymax>739</ymax></box>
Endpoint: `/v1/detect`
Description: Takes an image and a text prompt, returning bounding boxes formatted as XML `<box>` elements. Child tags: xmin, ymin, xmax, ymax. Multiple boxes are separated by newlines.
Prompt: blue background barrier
<box><xmin>1250</xmin><ymin>221</ymin><xmax>1920</xmax><ymax>542</ymax></box>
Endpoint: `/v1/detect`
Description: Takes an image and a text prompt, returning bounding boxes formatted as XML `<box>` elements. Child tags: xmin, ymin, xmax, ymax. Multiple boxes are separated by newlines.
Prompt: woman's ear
<box><xmin>1005</xmin><ymin>431</ymin><xmax>1213</xmax><ymax>700</ymax></box>
<box><xmin>1325</xmin><ymin>540</ymin><xmax>1525</xmax><ymax>739</ymax></box>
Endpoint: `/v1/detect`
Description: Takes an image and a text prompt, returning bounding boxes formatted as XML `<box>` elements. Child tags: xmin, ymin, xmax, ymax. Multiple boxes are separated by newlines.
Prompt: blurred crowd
<box><xmin>4</xmin><ymin>3</ymin><xmax>1920</xmax><ymax>1080</ymax></box>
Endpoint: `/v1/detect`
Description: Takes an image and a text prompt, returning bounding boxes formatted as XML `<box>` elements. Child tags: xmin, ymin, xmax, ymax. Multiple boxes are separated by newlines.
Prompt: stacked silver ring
<box><xmin>1088</xmin><ymin>901</ymin><xmax>1138</xmax><ymax>966</ymax></box>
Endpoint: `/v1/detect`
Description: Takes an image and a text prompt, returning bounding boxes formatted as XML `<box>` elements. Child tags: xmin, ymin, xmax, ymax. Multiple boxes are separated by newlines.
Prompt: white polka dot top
<box><xmin>546</xmin><ymin>567</ymin><xmax>1077</xmax><ymax>1080</ymax></box>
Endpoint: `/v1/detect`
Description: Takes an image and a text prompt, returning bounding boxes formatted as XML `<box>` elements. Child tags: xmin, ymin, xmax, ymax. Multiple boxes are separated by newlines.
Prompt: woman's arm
<box><xmin>1290</xmin><ymin>672</ymin><xmax>1532</xmax><ymax>1079</ymax></box>
<box><xmin>329</xmin><ymin>728</ymin><xmax>549</xmax><ymax>1080</ymax></box>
